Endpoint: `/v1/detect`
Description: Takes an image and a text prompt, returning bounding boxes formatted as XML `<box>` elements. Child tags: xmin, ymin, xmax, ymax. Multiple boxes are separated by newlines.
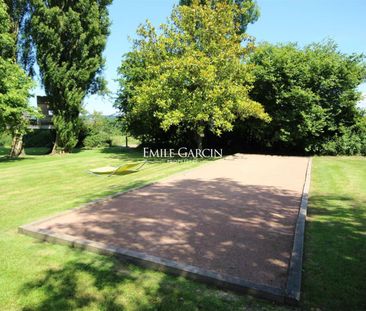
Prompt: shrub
<box><xmin>320</xmin><ymin>134</ymin><xmax>361</xmax><ymax>155</ymax></box>
<box><xmin>83</xmin><ymin>132</ymin><xmax>111</xmax><ymax>148</ymax></box>
<box><xmin>320</xmin><ymin>122</ymin><xmax>366</xmax><ymax>155</ymax></box>
<box><xmin>80</xmin><ymin>111</ymin><xmax>124</xmax><ymax>148</ymax></box>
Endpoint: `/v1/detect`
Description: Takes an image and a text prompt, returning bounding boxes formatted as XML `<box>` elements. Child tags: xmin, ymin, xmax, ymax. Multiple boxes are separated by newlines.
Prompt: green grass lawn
<box><xmin>0</xmin><ymin>149</ymin><xmax>365</xmax><ymax>310</ymax></box>
<box><xmin>0</xmin><ymin>147</ymin><xmax>285</xmax><ymax>311</ymax></box>
<box><xmin>110</xmin><ymin>135</ymin><xmax>141</xmax><ymax>147</ymax></box>
<box><xmin>302</xmin><ymin>157</ymin><xmax>366</xmax><ymax>310</ymax></box>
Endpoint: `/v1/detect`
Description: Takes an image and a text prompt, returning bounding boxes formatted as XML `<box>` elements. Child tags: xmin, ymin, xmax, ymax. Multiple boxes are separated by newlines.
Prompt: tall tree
<box><xmin>0</xmin><ymin>0</ymin><xmax>36</xmax><ymax>157</ymax></box>
<box><xmin>5</xmin><ymin>0</ymin><xmax>36</xmax><ymax>75</ymax></box>
<box><xmin>179</xmin><ymin>0</ymin><xmax>259</xmax><ymax>34</ymax></box>
<box><xmin>27</xmin><ymin>0</ymin><xmax>111</xmax><ymax>153</ymax></box>
<box><xmin>4</xmin><ymin>0</ymin><xmax>28</xmax><ymax>57</ymax></box>
<box><xmin>116</xmin><ymin>0</ymin><xmax>269</xmax><ymax>148</ymax></box>
<box><xmin>246</xmin><ymin>41</ymin><xmax>366</xmax><ymax>153</ymax></box>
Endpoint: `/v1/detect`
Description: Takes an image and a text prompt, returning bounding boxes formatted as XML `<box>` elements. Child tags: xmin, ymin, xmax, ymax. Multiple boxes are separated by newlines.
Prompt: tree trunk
<box><xmin>51</xmin><ymin>134</ymin><xmax>60</xmax><ymax>154</ymax></box>
<box><xmin>51</xmin><ymin>141</ymin><xmax>57</xmax><ymax>155</ymax></box>
<box><xmin>194</xmin><ymin>132</ymin><xmax>203</xmax><ymax>150</ymax></box>
<box><xmin>10</xmin><ymin>134</ymin><xmax>24</xmax><ymax>158</ymax></box>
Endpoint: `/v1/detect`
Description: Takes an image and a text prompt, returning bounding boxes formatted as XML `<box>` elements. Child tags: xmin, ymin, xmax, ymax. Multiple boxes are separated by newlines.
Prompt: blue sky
<box><xmin>32</xmin><ymin>0</ymin><xmax>366</xmax><ymax>113</ymax></box>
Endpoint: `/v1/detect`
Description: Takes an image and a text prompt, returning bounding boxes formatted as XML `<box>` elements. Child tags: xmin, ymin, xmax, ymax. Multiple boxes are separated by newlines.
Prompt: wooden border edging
<box><xmin>18</xmin><ymin>155</ymin><xmax>312</xmax><ymax>305</ymax></box>
<box><xmin>285</xmin><ymin>157</ymin><xmax>312</xmax><ymax>304</ymax></box>
<box><xmin>18</xmin><ymin>224</ymin><xmax>285</xmax><ymax>303</ymax></box>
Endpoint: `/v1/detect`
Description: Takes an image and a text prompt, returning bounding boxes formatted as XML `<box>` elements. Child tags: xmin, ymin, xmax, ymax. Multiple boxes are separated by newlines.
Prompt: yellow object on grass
<box><xmin>89</xmin><ymin>162</ymin><xmax>146</xmax><ymax>176</ymax></box>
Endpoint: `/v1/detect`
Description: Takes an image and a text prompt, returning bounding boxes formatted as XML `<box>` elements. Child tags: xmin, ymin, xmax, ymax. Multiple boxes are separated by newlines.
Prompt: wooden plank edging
<box><xmin>285</xmin><ymin>157</ymin><xmax>312</xmax><ymax>304</ymax></box>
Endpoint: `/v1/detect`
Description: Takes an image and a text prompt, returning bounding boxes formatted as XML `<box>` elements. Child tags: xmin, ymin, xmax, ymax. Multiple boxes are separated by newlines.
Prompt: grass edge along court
<box><xmin>0</xmin><ymin>147</ymin><xmax>365</xmax><ymax>310</ymax></box>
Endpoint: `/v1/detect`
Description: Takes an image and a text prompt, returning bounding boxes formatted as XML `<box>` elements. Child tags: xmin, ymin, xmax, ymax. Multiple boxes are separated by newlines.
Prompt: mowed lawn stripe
<box><xmin>302</xmin><ymin>157</ymin><xmax>366</xmax><ymax>311</ymax></box>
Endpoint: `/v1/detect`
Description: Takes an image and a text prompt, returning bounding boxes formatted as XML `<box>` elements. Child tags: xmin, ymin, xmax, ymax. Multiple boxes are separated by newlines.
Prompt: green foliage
<box><xmin>82</xmin><ymin>111</ymin><xmax>122</xmax><ymax>148</ymax></box>
<box><xmin>116</xmin><ymin>0</ymin><xmax>269</xmax><ymax>146</ymax></box>
<box><xmin>0</xmin><ymin>0</ymin><xmax>36</xmax><ymax>138</ymax></box>
<box><xmin>179</xmin><ymin>0</ymin><xmax>260</xmax><ymax>34</ymax></box>
<box><xmin>83</xmin><ymin>132</ymin><xmax>111</xmax><ymax>148</ymax></box>
<box><xmin>319</xmin><ymin>116</ymin><xmax>366</xmax><ymax>155</ymax></box>
<box><xmin>27</xmin><ymin>0</ymin><xmax>112</xmax><ymax>152</ymax></box>
<box><xmin>0</xmin><ymin>0</ymin><xmax>14</xmax><ymax>58</ymax></box>
<box><xmin>0</xmin><ymin>58</ymin><xmax>35</xmax><ymax>136</ymax></box>
<box><xmin>52</xmin><ymin>113</ymin><xmax>81</xmax><ymax>151</ymax></box>
<box><xmin>247</xmin><ymin>41</ymin><xmax>366</xmax><ymax>154</ymax></box>
<box><xmin>3</xmin><ymin>0</ymin><xmax>29</xmax><ymax>61</ymax></box>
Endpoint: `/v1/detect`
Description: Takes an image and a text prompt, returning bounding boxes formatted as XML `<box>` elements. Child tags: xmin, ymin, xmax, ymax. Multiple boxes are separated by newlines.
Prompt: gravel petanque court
<box><xmin>20</xmin><ymin>154</ymin><xmax>310</xmax><ymax>301</ymax></box>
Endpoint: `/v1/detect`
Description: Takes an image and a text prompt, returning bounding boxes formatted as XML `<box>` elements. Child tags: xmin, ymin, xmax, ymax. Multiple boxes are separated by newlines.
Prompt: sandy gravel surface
<box><xmin>32</xmin><ymin>154</ymin><xmax>309</xmax><ymax>289</ymax></box>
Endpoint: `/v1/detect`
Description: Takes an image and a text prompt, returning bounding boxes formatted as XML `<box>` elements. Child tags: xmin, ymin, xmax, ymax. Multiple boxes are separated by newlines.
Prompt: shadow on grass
<box><xmin>0</xmin><ymin>147</ymin><xmax>50</xmax><ymax>163</ymax></box>
<box><xmin>302</xmin><ymin>194</ymin><xmax>366</xmax><ymax>310</ymax></box>
<box><xmin>0</xmin><ymin>155</ymin><xmax>33</xmax><ymax>163</ymax></box>
<box><xmin>19</xmin><ymin>251</ymin><xmax>273</xmax><ymax>311</ymax></box>
<box><xmin>20</xmin><ymin>255</ymin><xmax>129</xmax><ymax>310</ymax></box>
<box><xmin>24</xmin><ymin>147</ymin><xmax>52</xmax><ymax>155</ymax></box>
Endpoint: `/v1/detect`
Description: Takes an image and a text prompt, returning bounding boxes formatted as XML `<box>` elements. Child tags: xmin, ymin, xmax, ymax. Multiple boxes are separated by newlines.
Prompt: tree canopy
<box><xmin>179</xmin><ymin>0</ymin><xmax>259</xmax><ymax>34</ymax></box>
<box><xmin>115</xmin><ymin>0</ymin><xmax>268</xmax><ymax>148</ymax></box>
<box><xmin>0</xmin><ymin>0</ymin><xmax>14</xmax><ymax>59</ymax></box>
<box><xmin>26</xmin><ymin>0</ymin><xmax>112</xmax><ymax>152</ymax></box>
<box><xmin>0</xmin><ymin>0</ymin><xmax>36</xmax><ymax>157</ymax></box>
<box><xmin>245</xmin><ymin>41</ymin><xmax>366</xmax><ymax>154</ymax></box>
<box><xmin>3</xmin><ymin>0</ymin><xmax>29</xmax><ymax>60</ymax></box>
